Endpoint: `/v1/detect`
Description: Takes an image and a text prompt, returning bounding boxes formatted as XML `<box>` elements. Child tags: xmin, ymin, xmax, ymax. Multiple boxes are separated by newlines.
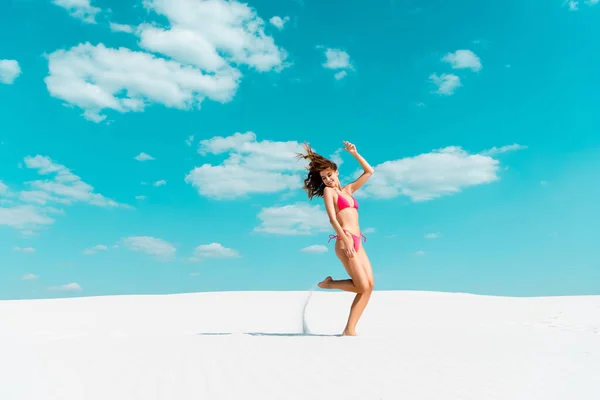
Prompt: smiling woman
<box><xmin>296</xmin><ymin>141</ymin><xmax>375</xmax><ymax>336</ymax></box>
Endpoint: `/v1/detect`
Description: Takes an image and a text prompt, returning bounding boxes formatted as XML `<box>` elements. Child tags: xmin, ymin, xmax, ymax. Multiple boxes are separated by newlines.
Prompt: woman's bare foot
<box><xmin>317</xmin><ymin>276</ymin><xmax>333</xmax><ymax>289</ymax></box>
<box><xmin>342</xmin><ymin>328</ymin><xmax>358</xmax><ymax>336</ymax></box>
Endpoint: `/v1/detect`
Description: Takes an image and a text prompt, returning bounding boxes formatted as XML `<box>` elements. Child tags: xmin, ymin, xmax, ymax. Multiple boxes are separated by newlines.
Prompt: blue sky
<box><xmin>1</xmin><ymin>0</ymin><xmax>599</xmax><ymax>300</ymax></box>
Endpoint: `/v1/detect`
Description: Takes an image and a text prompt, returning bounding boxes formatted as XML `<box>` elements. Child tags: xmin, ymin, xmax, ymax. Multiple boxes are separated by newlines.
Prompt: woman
<box><xmin>296</xmin><ymin>141</ymin><xmax>375</xmax><ymax>336</ymax></box>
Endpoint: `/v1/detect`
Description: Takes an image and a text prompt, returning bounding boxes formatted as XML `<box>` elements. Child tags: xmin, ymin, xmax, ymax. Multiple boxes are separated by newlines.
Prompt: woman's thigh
<box><xmin>335</xmin><ymin>239</ymin><xmax>370</xmax><ymax>289</ymax></box>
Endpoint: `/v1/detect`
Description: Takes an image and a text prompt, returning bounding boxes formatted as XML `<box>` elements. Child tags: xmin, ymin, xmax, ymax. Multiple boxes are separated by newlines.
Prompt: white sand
<box><xmin>1</xmin><ymin>290</ymin><xmax>598</xmax><ymax>400</ymax></box>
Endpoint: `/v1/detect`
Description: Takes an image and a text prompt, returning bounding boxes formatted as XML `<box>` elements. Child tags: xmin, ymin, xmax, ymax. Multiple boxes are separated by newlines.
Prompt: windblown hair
<box><xmin>295</xmin><ymin>142</ymin><xmax>337</xmax><ymax>200</ymax></box>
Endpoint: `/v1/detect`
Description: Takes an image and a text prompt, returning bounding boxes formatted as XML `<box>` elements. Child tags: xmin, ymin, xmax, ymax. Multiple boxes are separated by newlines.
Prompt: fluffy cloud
<box><xmin>21</xmin><ymin>273</ymin><xmax>39</xmax><ymax>280</ymax></box>
<box><xmin>52</xmin><ymin>0</ymin><xmax>101</xmax><ymax>24</ymax></box>
<box><xmin>153</xmin><ymin>180</ymin><xmax>167</xmax><ymax>187</ymax></box>
<box><xmin>83</xmin><ymin>244</ymin><xmax>108</xmax><ymax>255</ymax></box>
<box><xmin>45</xmin><ymin>0</ymin><xmax>287</xmax><ymax>122</ymax></box>
<box><xmin>45</xmin><ymin>43</ymin><xmax>239</xmax><ymax>123</ymax></box>
<box><xmin>122</xmin><ymin>236</ymin><xmax>176</xmax><ymax>259</ymax></box>
<box><xmin>424</xmin><ymin>233</ymin><xmax>439</xmax><ymax>239</ymax></box>
<box><xmin>270</xmin><ymin>16</ymin><xmax>290</xmax><ymax>30</ymax></box>
<box><xmin>0</xmin><ymin>59</ymin><xmax>21</xmax><ymax>84</ymax></box>
<box><xmin>0</xmin><ymin>180</ymin><xmax>8</xmax><ymax>194</ymax></box>
<box><xmin>300</xmin><ymin>244</ymin><xmax>328</xmax><ymax>253</ymax></box>
<box><xmin>442</xmin><ymin>50</ymin><xmax>482</xmax><ymax>72</ymax></box>
<box><xmin>429</xmin><ymin>73</ymin><xmax>461</xmax><ymax>95</ymax></box>
<box><xmin>254</xmin><ymin>203</ymin><xmax>330</xmax><ymax>235</ymax></box>
<box><xmin>192</xmin><ymin>243</ymin><xmax>240</xmax><ymax>260</ymax></box>
<box><xmin>355</xmin><ymin>146</ymin><xmax>504</xmax><ymax>202</ymax></box>
<box><xmin>185</xmin><ymin>131</ymin><xmax>307</xmax><ymax>199</ymax></box>
<box><xmin>322</xmin><ymin>48</ymin><xmax>353</xmax><ymax>80</ymax></box>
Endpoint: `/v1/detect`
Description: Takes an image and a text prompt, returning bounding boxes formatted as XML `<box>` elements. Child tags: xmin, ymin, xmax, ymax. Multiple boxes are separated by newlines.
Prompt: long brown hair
<box><xmin>295</xmin><ymin>142</ymin><xmax>337</xmax><ymax>200</ymax></box>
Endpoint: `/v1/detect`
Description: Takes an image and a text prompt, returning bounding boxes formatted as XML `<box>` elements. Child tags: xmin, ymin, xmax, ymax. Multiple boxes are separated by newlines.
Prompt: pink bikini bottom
<box><xmin>328</xmin><ymin>229</ymin><xmax>367</xmax><ymax>252</ymax></box>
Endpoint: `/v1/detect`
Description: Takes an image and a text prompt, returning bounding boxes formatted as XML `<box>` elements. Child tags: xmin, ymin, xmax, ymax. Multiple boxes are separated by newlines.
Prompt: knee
<box><xmin>356</xmin><ymin>280</ymin><xmax>374</xmax><ymax>294</ymax></box>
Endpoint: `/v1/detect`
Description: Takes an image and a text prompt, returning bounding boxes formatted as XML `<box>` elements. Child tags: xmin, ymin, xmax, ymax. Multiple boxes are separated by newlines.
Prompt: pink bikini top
<box><xmin>336</xmin><ymin>191</ymin><xmax>358</xmax><ymax>213</ymax></box>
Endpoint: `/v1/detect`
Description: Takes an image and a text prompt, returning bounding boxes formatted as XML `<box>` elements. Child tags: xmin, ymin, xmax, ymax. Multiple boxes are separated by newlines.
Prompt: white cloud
<box><xmin>185</xmin><ymin>131</ymin><xmax>306</xmax><ymax>199</ymax></box>
<box><xmin>415</xmin><ymin>250</ymin><xmax>426</xmax><ymax>256</ymax></box>
<box><xmin>50</xmin><ymin>282</ymin><xmax>82</xmax><ymax>292</ymax></box>
<box><xmin>13</xmin><ymin>246</ymin><xmax>36</xmax><ymax>253</ymax></box>
<box><xmin>122</xmin><ymin>236</ymin><xmax>176</xmax><ymax>259</ymax></box>
<box><xmin>139</xmin><ymin>0</ymin><xmax>288</xmax><ymax>72</ymax></box>
<box><xmin>567</xmin><ymin>0</ymin><xmax>579</xmax><ymax>10</ymax></box>
<box><xmin>363</xmin><ymin>227</ymin><xmax>376</xmax><ymax>234</ymax></box>
<box><xmin>254</xmin><ymin>203</ymin><xmax>330</xmax><ymax>235</ymax></box>
<box><xmin>135</xmin><ymin>152</ymin><xmax>155</xmax><ymax>161</ymax></box>
<box><xmin>47</xmin><ymin>0</ymin><xmax>287</xmax><ymax>122</ymax></box>
<box><xmin>0</xmin><ymin>205</ymin><xmax>56</xmax><ymax>231</ymax></box>
<box><xmin>270</xmin><ymin>16</ymin><xmax>290</xmax><ymax>30</ymax></box>
<box><xmin>355</xmin><ymin>146</ymin><xmax>501</xmax><ymax>202</ymax></box>
<box><xmin>185</xmin><ymin>135</ymin><xmax>194</xmax><ymax>146</ymax></box>
<box><xmin>480</xmin><ymin>144</ymin><xmax>527</xmax><ymax>156</ymax></box>
<box><xmin>109</xmin><ymin>23</ymin><xmax>134</xmax><ymax>33</ymax></box>
<box><xmin>153</xmin><ymin>180</ymin><xmax>167</xmax><ymax>187</ymax></box>
<box><xmin>429</xmin><ymin>73</ymin><xmax>461</xmax><ymax>95</ymax></box>
<box><xmin>322</xmin><ymin>48</ymin><xmax>353</xmax><ymax>79</ymax></box>
<box><xmin>587</xmin><ymin>0</ymin><xmax>599</xmax><ymax>5</ymax></box>
<box><xmin>424</xmin><ymin>233</ymin><xmax>439</xmax><ymax>239</ymax></box>
<box><xmin>45</xmin><ymin>43</ymin><xmax>240</xmax><ymax>123</ymax></box>
<box><xmin>323</xmin><ymin>48</ymin><xmax>352</xmax><ymax>69</ymax></box>
<box><xmin>442</xmin><ymin>50</ymin><xmax>482</xmax><ymax>72</ymax></box>
<box><xmin>82</xmin><ymin>244</ymin><xmax>108</xmax><ymax>255</ymax></box>
<box><xmin>52</xmin><ymin>0</ymin><xmax>101</xmax><ymax>23</ymax></box>
<box><xmin>334</xmin><ymin>71</ymin><xmax>347</xmax><ymax>80</ymax></box>
<box><xmin>135</xmin><ymin>195</ymin><xmax>147</xmax><ymax>200</ymax></box>
<box><xmin>300</xmin><ymin>244</ymin><xmax>328</xmax><ymax>253</ymax></box>
<box><xmin>22</xmin><ymin>155</ymin><xmax>128</xmax><ymax>208</ymax></box>
<box><xmin>0</xmin><ymin>59</ymin><xmax>21</xmax><ymax>84</ymax></box>
<box><xmin>193</xmin><ymin>243</ymin><xmax>239</xmax><ymax>259</ymax></box>
<box><xmin>0</xmin><ymin>180</ymin><xmax>8</xmax><ymax>194</ymax></box>
<box><xmin>21</xmin><ymin>273</ymin><xmax>39</xmax><ymax>280</ymax></box>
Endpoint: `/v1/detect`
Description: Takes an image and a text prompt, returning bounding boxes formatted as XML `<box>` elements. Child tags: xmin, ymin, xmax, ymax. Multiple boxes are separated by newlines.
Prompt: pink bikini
<box><xmin>328</xmin><ymin>191</ymin><xmax>366</xmax><ymax>251</ymax></box>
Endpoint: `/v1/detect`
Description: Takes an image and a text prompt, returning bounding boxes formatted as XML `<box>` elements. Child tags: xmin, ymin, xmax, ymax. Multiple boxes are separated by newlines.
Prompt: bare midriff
<box><xmin>335</xmin><ymin>200</ymin><xmax>361</xmax><ymax>237</ymax></box>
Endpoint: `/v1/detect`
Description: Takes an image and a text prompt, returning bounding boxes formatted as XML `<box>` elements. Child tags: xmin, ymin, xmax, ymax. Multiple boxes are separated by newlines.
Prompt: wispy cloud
<box><xmin>300</xmin><ymin>244</ymin><xmax>328</xmax><ymax>253</ymax></box>
<box><xmin>190</xmin><ymin>243</ymin><xmax>240</xmax><ymax>261</ymax></box>
<box><xmin>52</xmin><ymin>0</ymin><xmax>101</xmax><ymax>24</ymax></box>
<box><xmin>480</xmin><ymin>144</ymin><xmax>527</xmax><ymax>156</ymax></box>
<box><xmin>13</xmin><ymin>246</ymin><xmax>36</xmax><ymax>253</ymax></box>
<box><xmin>254</xmin><ymin>203</ymin><xmax>330</xmax><ymax>235</ymax></box>
<box><xmin>135</xmin><ymin>152</ymin><xmax>155</xmax><ymax>161</ymax></box>
<box><xmin>82</xmin><ymin>244</ymin><xmax>108</xmax><ymax>255</ymax></box>
<box><xmin>122</xmin><ymin>236</ymin><xmax>176</xmax><ymax>260</ymax></box>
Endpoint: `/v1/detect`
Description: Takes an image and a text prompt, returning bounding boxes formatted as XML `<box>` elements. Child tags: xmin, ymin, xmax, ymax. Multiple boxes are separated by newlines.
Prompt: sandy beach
<box><xmin>1</xmin><ymin>290</ymin><xmax>598</xmax><ymax>399</ymax></box>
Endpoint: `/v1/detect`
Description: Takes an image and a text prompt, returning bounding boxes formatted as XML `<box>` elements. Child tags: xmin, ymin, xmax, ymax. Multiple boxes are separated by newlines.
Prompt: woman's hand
<box><xmin>343</xmin><ymin>141</ymin><xmax>357</xmax><ymax>155</ymax></box>
<box><xmin>343</xmin><ymin>234</ymin><xmax>356</xmax><ymax>258</ymax></box>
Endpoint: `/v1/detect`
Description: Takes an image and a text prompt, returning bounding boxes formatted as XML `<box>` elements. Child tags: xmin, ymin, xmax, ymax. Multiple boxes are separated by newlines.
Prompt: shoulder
<box><xmin>341</xmin><ymin>185</ymin><xmax>353</xmax><ymax>195</ymax></box>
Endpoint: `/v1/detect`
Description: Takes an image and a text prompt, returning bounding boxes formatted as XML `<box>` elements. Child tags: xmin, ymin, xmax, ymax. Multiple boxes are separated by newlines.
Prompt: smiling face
<box><xmin>319</xmin><ymin>167</ymin><xmax>339</xmax><ymax>189</ymax></box>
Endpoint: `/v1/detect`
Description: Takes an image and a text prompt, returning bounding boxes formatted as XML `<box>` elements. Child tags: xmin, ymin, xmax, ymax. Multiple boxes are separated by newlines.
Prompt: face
<box><xmin>319</xmin><ymin>167</ymin><xmax>339</xmax><ymax>188</ymax></box>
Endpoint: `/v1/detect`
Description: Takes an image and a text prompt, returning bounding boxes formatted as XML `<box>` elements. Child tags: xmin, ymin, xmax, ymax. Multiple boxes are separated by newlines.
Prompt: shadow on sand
<box><xmin>196</xmin><ymin>332</ymin><xmax>342</xmax><ymax>337</ymax></box>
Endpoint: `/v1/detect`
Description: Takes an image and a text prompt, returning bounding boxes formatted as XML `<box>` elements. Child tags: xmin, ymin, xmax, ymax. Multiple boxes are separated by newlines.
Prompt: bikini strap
<box><xmin>328</xmin><ymin>234</ymin><xmax>339</xmax><ymax>242</ymax></box>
